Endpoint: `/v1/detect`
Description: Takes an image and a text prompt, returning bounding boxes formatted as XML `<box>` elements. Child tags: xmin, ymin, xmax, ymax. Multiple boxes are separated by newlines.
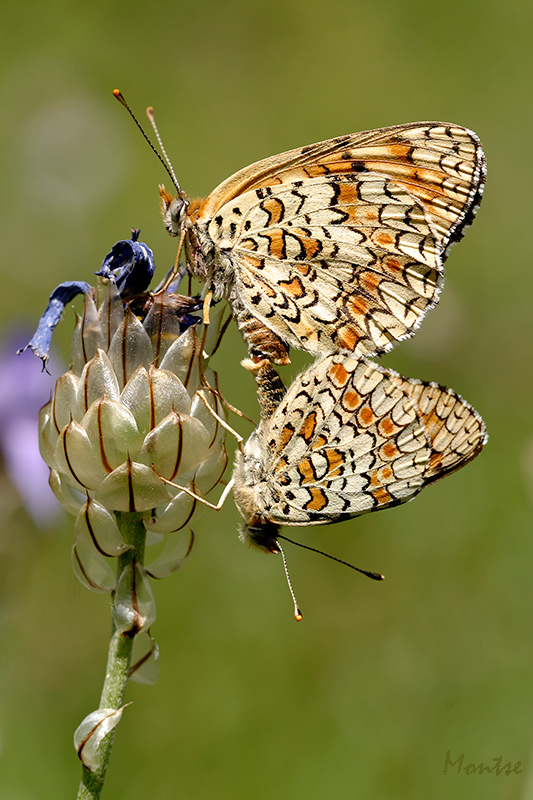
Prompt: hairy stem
<box><xmin>76</xmin><ymin>512</ymin><xmax>146</xmax><ymax>800</ymax></box>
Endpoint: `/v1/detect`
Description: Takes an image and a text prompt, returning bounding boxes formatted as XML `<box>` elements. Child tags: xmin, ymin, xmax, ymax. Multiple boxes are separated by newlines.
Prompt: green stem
<box><xmin>76</xmin><ymin>512</ymin><xmax>146</xmax><ymax>800</ymax></box>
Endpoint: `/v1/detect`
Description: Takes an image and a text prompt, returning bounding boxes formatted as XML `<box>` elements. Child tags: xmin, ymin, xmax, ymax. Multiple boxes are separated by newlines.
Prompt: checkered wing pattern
<box><xmin>389</xmin><ymin>374</ymin><xmax>487</xmax><ymax>482</ymax></box>
<box><xmin>233</xmin><ymin>354</ymin><xmax>487</xmax><ymax>546</ymax></box>
<box><xmin>189</xmin><ymin>123</ymin><xmax>485</xmax><ymax>361</ymax></box>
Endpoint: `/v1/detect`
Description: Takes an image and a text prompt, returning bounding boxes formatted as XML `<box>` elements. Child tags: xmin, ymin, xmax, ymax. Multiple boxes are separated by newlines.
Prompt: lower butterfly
<box><xmin>158</xmin><ymin>121</ymin><xmax>486</xmax><ymax>364</ymax></box>
<box><xmin>233</xmin><ymin>354</ymin><xmax>487</xmax><ymax>553</ymax></box>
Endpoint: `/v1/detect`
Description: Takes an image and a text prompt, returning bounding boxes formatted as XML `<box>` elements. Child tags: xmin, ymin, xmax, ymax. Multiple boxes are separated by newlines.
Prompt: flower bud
<box><xmin>112</xmin><ymin>561</ymin><xmax>156</xmax><ymax>635</ymax></box>
<box><xmin>74</xmin><ymin>707</ymin><xmax>127</xmax><ymax>771</ymax></box>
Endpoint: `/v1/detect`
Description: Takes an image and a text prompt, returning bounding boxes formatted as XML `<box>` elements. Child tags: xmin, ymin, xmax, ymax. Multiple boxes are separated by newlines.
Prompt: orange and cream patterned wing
<box><xmin>255</xmin><ymin>355</ymin><xmax>429</xmax><ymax>525</ymax></box>
<box><xmin>389</xmin><ymin>374</ymin><xmax>488</xmax><ymax>482</ymax></box>
<box><xmin>247</xmin><ymin>354</ymin><xmax>486</xmax><ymax>527</ymax></box>
<box><xmin>198</xmin><ymin>123</ymin><xmax>485</xmax><ymax>357</ymax></box>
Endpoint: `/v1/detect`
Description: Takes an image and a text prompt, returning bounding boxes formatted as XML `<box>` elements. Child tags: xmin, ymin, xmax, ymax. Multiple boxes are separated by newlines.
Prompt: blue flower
<box><xmin>19</xmin><ymin>231</ymin><xmax>174</xmax><ymax>371</ymax></box>
<box><xmin>96</xmin><ymin>228</ymin><xmax>155</xmax><ymax>299</ymax></box>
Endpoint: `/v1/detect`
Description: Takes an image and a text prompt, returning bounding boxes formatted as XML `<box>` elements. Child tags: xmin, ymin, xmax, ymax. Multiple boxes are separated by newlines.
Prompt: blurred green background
<box><xmin>1</xmin><ymin>0</ymin><xmax>531</xmax><ymax>798</ymax></box>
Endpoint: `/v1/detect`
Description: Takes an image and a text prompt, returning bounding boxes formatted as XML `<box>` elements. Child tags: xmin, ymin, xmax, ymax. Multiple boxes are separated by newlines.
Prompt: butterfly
<box><xmin>159</xmin><ymin>122</ymin><xmax>486</xmax><ymax>364</ymax></box>
<box><xmin>232</xmin><ymin>355</ymin><xmax>487</xmax><ymax>553</ymax></box>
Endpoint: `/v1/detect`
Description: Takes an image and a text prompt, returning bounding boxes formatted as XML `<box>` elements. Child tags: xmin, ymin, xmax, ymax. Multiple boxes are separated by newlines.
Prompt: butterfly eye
<box><xmin>159</xmin><ymin>185</ymin><xmax>187</xmax><ymax>236</ymax></box>
<box><xmin>170</xmin><ymin>197</ymin><xmax>187</xmax><ymax>227</ymax></box>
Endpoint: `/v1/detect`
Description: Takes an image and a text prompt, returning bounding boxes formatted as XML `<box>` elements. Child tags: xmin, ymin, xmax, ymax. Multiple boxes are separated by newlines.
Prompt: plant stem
<box><xmin>76</xmin><ymin>512</ymin><xmax>146</xmax><ymax>800</ymax></box>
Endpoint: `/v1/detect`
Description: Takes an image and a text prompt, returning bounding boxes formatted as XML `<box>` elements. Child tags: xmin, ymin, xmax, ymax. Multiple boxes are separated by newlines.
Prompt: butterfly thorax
<box><xmin>232</xmin><ymin>435</ymin><xmax>266</xmax><ymax>516</ymax></box>
<box><xmin>234</xmin><ymin>489</ymin><xmax>280</xmax><ymax>554</ymax></box>
<box><xmin>233</xmin><ymin>433</ymin><xmax>282</xmax><ymax>551</ymax></box>
<box><xmin>187</xmin><ymin>220</ymin><xmax>235</xmax><ymax>300</ymax></box>
<box><xmin>233</xmin><ymin>433</ymin><xmax>272</xmax><ymax>550</ymax></box>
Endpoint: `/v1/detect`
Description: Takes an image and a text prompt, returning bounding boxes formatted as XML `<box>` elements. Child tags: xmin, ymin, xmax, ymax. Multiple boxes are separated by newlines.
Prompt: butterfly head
<box><xmin>238</xmin><ymin>518</ymin><xmax>281</xmax><ymax>554</ymax></box>
<box><xmin>159</xmin><ymin>184</ymin><xmax>189</xmax><ymax>236</ymax></box>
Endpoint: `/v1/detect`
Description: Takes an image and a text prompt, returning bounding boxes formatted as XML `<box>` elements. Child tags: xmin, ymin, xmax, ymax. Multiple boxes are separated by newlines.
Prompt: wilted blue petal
<box><xmin>96</xmin><ymin>231</ymin><xmax>155</xmax><ymax>299</ymax></box>
<box><xmin>18</xmin><ymin>282</ymin><xmax>92</xmax><ymax>370</ymax></box>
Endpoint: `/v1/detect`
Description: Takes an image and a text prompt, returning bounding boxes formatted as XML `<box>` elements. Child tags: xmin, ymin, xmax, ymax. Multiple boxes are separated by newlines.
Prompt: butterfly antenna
<box><xmin>277</xmin><ymin>534</ymin><xmax>385</xmax><ymax>581</ymax></box>
<box><xmin>146</xmin><ymin>106</ymin><xmax>182</xmax><ymax>196</ymax></box>
<box><xmin>112</xmin><ymin>89</ymin><xmax>181</xmax><ymax>195</ymax></box>
<box><xmin>276</xmin><ymin>541</ymin><xmax>303</xmax><ymax>622</ymax></box>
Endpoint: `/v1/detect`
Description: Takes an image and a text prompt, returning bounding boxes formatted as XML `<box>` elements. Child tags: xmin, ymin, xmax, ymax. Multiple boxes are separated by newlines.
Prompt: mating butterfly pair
<box><xmin>159</xmin><ymin>121</ymin><xmax>487</xmax><ymax>549</ymax></box>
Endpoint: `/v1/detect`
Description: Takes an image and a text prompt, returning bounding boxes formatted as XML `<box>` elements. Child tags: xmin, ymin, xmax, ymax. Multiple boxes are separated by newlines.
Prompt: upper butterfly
<box><xmin>159</xmin><ymin>122</ymin><xmax>486</xmax><ymax>364</ymax></box>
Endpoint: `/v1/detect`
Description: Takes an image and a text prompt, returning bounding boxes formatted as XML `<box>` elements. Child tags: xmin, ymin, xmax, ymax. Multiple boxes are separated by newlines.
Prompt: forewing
<box><xmin>204</xmin><ymin>123</ymin><xmax>485</xmax><ymax>356</ymax></box>
<box><xmin>213</xmin><ymin>174</ymin><xmax>442</xmax><ymax>355</ymax></box>
<box><xmin>200</xmin><ymin>123</ymin><xmax>485</xmax><ymax>252</ymax></box>
<box><xmin>258</xmin><ymin>355</ymin><xmax>430</xmax><ymax>525</ymax></box>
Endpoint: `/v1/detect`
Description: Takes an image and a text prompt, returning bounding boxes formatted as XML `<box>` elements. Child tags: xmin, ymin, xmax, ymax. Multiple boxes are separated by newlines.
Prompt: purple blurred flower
<box><xmin>0</xmin><ymin>332</ymin><xmax>63</xmax><ymax>527</ymax></box>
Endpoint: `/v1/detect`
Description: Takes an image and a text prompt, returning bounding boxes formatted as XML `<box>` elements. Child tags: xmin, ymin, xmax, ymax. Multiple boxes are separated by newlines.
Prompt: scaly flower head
<box><xmin>25</xmin><ymin>231</ymin><xmax>228</xmax><ymax>605</ymax></box>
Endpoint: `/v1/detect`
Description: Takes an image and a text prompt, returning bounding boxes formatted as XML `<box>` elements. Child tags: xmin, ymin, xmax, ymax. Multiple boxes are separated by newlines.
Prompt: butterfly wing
<box><xmin>389</xmin><ymin>374</ymin><xmax>488</xmax><ymax>481</ymax></box>
<box><xmin>198</xmin><ymin>123</ymin><xmax>485</xmax><ymax>358</ymax></box>
<box><xmin>212</xmin><ymin>173</ymin><xmax>443</xmax><ymax>356</ymax></box>
<box><xmin>237</xmin><ymin>354</ymin><xmax>486</xmax><ymax>529</ymax></box>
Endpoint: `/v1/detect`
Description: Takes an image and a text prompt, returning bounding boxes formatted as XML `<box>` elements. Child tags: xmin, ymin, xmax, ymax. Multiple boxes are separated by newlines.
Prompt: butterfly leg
<box><xmin>156</xmin><ymin>473</ymin><xmax>235</xmax><ymax>510</ymax></box>
<box><xmin>196</xmin><ymin>390</ymin><xmax>245</xmax><ymax>449</ymax></box>
<box><xmin>196</xmin><ymin>296</ymin><xmax>255</xmax><ymax>425</ymax></box>
<box><xmin>153</xmin><ymin>228</ymin><xmax>187</xmax><ymax>294</ymax></box>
